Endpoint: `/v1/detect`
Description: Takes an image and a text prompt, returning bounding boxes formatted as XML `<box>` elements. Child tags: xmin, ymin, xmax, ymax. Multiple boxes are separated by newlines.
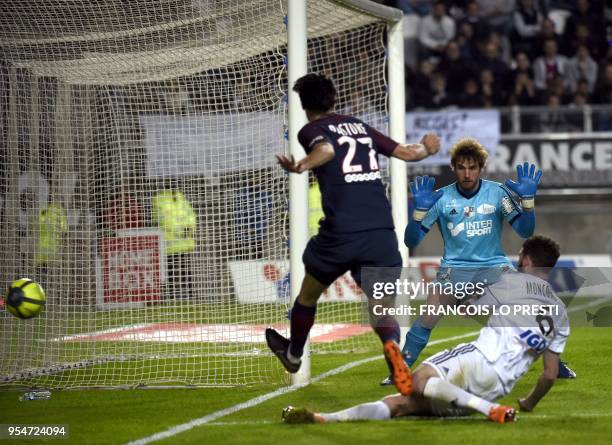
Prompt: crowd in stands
<box><xmin>380</xmin><ymin>0</ymin><xmax>611</xmax><ymax>113</ymax></box>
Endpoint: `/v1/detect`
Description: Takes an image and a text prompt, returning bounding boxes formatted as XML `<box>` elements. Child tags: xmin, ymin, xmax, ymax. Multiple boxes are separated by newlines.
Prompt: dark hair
<box><xmin>522</xmin><ymin>235</ymin><xmax>561</xmax><ymax>268</ymax></box>
<box><xmin>292</xmin><ymin>73</ymin><xmax>336</xmax><ymax>112</ymax></box>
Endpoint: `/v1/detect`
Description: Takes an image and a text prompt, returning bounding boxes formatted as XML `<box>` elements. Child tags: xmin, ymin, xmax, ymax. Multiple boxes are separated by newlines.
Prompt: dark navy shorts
<box><xmin>302</xmin><ymin>228</ymin><xmax>402</xmax><ymax>287</ymax></box>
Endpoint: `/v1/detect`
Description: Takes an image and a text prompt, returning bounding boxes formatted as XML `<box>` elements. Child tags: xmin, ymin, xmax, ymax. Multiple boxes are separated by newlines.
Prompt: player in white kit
<box><xmin>282</xmin><ymin>236</ymin><xmax>569</xmax><ymax>424</ymax></box>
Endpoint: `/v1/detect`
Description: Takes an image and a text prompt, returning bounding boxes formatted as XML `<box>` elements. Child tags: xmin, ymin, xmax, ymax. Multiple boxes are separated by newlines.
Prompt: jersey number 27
<box><xmin>338</xmin><ymin>136</ymin><xmax>379</xmax><ymax>174</ymax></box>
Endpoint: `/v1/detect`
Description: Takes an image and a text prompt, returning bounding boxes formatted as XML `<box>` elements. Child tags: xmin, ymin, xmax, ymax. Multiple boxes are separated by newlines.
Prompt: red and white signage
<box><xmin>97</xmin><ymin>229</ymin><xmax>165</xmax><ymax>309</ymax></box>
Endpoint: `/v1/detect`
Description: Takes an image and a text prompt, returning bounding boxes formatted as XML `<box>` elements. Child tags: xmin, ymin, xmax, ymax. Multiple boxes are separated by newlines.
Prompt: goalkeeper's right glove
<box><xmin>410</xmin><ymin>175</ymin><xmax>443</xmax><ymax>222</ymax></box>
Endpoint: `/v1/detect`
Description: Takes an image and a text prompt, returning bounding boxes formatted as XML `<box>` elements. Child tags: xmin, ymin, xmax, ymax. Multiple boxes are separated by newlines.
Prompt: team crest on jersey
<box><xmin>476</xmin><ymin>203</ymin><xmax>496</xmax><ymax>215</ymax></box>
<box><xmin>463</xmin><ymin>206</ymin><xmax>475</xmax><ymax>218</ymax></box>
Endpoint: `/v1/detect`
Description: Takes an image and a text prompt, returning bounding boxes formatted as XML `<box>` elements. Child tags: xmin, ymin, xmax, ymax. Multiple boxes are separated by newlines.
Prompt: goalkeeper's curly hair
<box><xmin>293</xmin><ymin>73</ymin><xmax>336</xmax><ymax>113</ymax></box>
<box><xmin>450</xmin><ymin>137</ymin><xmax>488</xmax><ymax>169</ymax></box>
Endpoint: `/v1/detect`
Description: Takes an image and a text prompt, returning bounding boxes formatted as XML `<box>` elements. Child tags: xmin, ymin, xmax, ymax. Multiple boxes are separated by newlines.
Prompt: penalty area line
<box><xmin>125</xmin><ymin>331</ymin><xmax>478</xmax><ymax>445</ymax></box>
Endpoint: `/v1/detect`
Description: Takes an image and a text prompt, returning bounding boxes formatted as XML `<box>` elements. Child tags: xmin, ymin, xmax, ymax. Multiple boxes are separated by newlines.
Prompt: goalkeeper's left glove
<box><xmin>410</xmin><ymin>175</ymin><xmax>443</xmax><ymax>221</ymax></box>
<box><xmin>504</xmin><ymin>162</ymin><xmax>542</xmax><ymax>210</ymax></box>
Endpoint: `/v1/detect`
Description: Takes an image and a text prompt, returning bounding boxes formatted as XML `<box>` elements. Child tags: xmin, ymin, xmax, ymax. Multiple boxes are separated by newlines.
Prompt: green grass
<box><xmin>1</xmin><ymin>325</ymin><xmax>611</xmax><ymax>444</ymax></box>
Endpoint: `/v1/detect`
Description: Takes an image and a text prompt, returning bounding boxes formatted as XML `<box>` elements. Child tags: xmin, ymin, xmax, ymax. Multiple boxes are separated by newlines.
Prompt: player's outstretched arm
<box><xmin>391</xmin><ymin>133</ymin><xmax>440</xmax><ymax>161</ymax></box>
<box><xmin>404</xmin><ymin>176</ymin><xmax>443</xmax><ymax>248</ymax></box>
<box><xmin>276</xmin><ymin>142</ymin><xmax>335</xmax><ymax>174</ymax></box>
<box><xmin>518</xmin><ymin>349</ymin><xmax>559</xmax><ymax>412</ymax></box>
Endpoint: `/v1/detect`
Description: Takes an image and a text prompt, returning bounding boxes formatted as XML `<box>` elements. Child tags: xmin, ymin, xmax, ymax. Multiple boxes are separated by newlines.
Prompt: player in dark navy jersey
<box><xmin>266</xmin><ymin>73</ymin><xmax>440</xmax><ymax>393</ymax></box>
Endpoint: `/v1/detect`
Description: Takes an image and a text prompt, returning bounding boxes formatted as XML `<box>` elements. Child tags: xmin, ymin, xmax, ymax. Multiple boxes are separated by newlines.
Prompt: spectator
<box><xmin>511</xmin><ymin>0</ymin><xmax>544</xmax><ymax>59</ymax></box>
<box><xmin>592</xmin><ymin>63</ymin><xmax>612</xmax><ymax>105</ymax></box>
<box><xmin>408</xmin><ymin>59</ymin><xmax>435</xmax><ymax>108</ymax></box>
<box><xmin>564</xmin><ymin>23</ymin><xmax>601</xmax><ymax>60</ymax></box>
<box><xmin>475</xmin><ymin>0</ymin><xmax>516</xmax><ymax>34</ymax></box>
<box><xmin>457</xmin><ymin>77</ymin><xmax>485</xmax><ymax>107</ymax></box>
<box><xmin>510</xmin><ymin>51</ymin><xmax>535</xmax><ymax>81</ymax></box>
<box><xmin>418</xmin><ymin>1</ymin><xmax>456</xmax><ymax>60</ymax></box>
<box><xmin>480</xmin><ymin>68</ymin><xmax>505</xmax><ymax>105</ymax></box>
<box><xmin>458</xmin><ymin>1</ymin><xmax>491</xmax><ymax>41</ymax></box>
<box><xmin>538</xmin><ymin>93</ymin><xmax>571</xmax><ymax>132</ymax></box>
<box><xmin>430</xmin><ymin>72</ymin><xmax>453</xmax><ymax>108</ymax></box>
<box><xmin>534</xmin><ymin>18</ymin><xmax>563</xmax><ymax>57</ymax></box>
<box><xmin>566</xmin><ymin>44</ymin><xmax>598</xmax><ymax>93</ymax></box>
<box><xmin>437</xmin><ymin>41</ymin><xmax>475</xmax><ymax>98</ymax></box>
<box><xmin>475</xmin><ymin>38</ymin><xmax>510</xmax><ymax>86</ymax></box>
<box><xmin>456</xmin><ymin>21</ymin><xmax>478</xmax><ymax>59</ymax></box>
<box><xmin>487</xmin><ymin>30</ymin><xmax>512</xmax><ymax>65</ymax></box>
<box><xmin>533</xmin><ymin>38</ymin><xmax>570</xmax><ymax>91</ymax></box>
<box><xmin>510</xmin><ymin>71</ymin><xmax>537</xmax><ymax>106</ymax></box>
<box><xmin>563</xmin><ymin>0</ymin><xmax>606</xmax><ymax>57</ymax></box>
<box><xmin>567</xmin><ymin>91</ymin><xmax>588</xmax><ymax>131</ymax></box>
<box><xmin>574</xmin><ymin>78</ymin><xmax>592</xmax><ymax>102</ymax></box>
<box><xmin>544</xmin><ymin>75</ymin><xmax>571</xmax><ymax>104</ymax></box>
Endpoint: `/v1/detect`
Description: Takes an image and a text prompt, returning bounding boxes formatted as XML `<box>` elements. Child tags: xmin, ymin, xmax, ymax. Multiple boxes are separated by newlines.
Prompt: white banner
<box><xmin>140</xmin><ymin>112</ymin><xmax>284</xmax><ymax>177</ymax></box>
<box><xmin>229</xmin><ymin>256</ymin><xmax>611</xmax><ymax>303</ymax></box>
<box><xmin>406</xmin><ymin>109</ymin><xmax>500</xmax><ymax>166</ymax></box>
<box><xmin>228</xmin><ymin>260</ymin><xmax>365</xmax><ymax>303</ymax></box>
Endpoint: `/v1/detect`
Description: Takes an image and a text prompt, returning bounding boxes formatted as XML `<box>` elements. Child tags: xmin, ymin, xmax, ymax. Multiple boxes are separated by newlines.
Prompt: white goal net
<box><xmin>0</xmin><ymin>0</ymin><xmax>400</xmax><ymax>388</ymax></box>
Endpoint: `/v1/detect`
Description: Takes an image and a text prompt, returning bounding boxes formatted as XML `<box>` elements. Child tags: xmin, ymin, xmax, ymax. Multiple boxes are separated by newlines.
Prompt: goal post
<box><xmin>0</xmin><ymin>0</ymin><xmax>406</xmax><ymax>389</ymax></box>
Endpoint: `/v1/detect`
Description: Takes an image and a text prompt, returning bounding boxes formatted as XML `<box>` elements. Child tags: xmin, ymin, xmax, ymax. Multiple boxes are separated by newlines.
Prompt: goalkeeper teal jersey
<box><xmin>421</xmin><ymin>179</ymin><xmax>521</xmax><ymax>267</ymax></box>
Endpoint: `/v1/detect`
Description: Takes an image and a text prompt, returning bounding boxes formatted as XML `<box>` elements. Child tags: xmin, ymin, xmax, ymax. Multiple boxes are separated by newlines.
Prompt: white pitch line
<box><xmin>125</xmin><ymin>331</ymin><xmax>479</xmax><ymax>445</ymax></box>
<box><xmin>127</xmin><ymin>295</ymin><xmax>610</xmax><ymax>444</ymax></box>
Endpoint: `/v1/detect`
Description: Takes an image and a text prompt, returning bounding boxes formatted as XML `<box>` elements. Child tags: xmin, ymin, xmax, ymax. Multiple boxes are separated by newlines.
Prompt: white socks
<box><xmin>319</xmin><ymin>401</ymin><xmax>391</xmax><ymax>423</ymax></box>
<box><xmin>423</xmin><ymin>377</ymin><xmax>496</xmax><ymax>416</ymax></box>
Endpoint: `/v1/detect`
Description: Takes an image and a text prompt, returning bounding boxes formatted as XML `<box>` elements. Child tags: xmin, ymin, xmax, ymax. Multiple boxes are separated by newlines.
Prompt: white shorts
<box><xmin>422</xmin><ymin>343</ymin><xmax>506</xmax><ymax>417</ymax></box>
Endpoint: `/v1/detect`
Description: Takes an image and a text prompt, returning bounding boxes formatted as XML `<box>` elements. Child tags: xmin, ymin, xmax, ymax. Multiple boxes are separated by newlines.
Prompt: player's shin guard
<box><xmin>288</xmin><ymin>301</ymin><xmax>317</xmax><ymax>358</ymax></box>
<box><xmin>402</xmin><ymin>317</ymin><xmax>432</xmax><ymax>367</ymax></box>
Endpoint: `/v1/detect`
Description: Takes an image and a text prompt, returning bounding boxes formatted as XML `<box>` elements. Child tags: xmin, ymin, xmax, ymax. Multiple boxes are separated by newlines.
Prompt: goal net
<box><xmin>0</xmin><ymin>0</ymin><xmax>400</xmax><ymax>388</ymax></box>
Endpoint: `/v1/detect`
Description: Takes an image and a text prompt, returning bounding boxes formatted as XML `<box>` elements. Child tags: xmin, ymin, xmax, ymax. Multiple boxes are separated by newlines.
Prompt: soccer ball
<box><xmin>5</xmin><ymin>278</ymin><xmax>46</xmax><ymax>319</ymax></box>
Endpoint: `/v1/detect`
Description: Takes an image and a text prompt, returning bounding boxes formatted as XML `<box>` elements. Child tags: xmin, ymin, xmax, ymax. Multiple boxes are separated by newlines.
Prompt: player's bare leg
<box><xmin>265</xmin><ymin>273</ymin><xmax>328</xmax><ymax>373</ymax></box>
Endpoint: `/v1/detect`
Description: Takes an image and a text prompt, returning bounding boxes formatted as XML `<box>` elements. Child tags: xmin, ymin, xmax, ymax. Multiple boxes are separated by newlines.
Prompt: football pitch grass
<box><xmin>1</xmin><ymin>325</ymin><xmax>611</xmax><ymax>445</ymax></box>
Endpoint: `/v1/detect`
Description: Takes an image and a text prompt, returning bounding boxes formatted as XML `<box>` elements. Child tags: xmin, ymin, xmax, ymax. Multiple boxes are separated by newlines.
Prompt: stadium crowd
<box><xmin>379</xmin><ymin>0</ymin><xmax>610</xmax><ymax>113</ymax></box>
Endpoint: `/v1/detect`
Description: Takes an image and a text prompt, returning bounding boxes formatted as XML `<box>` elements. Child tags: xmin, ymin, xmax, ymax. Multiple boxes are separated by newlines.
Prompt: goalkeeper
<box><xmin>382</xmin><ymin>137</ymin><xmax>574</xmax><ymax>389</ymax></box>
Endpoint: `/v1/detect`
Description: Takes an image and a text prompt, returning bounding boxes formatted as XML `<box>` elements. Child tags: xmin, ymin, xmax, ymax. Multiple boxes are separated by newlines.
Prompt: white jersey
<box><xmin>470</xmin><ymin>271</ymin><xmax>570</xmax><ymax>393</ymax></box>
